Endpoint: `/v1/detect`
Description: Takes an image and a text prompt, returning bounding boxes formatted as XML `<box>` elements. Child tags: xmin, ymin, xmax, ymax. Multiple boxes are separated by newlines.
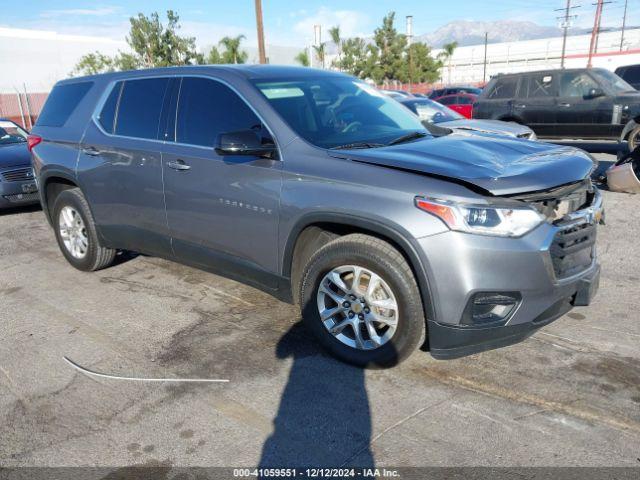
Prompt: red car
<box><xmin>433</xmin><ymin>93</ymin><xmax>478</xmax><ymax>119</ymax></box>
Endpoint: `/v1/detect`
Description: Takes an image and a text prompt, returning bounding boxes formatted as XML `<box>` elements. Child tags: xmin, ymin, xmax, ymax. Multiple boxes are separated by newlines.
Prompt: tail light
<box><xmin>27</xmin><ymin>134</ymin><xmax>42</xmax><ymax>152</ymax></box>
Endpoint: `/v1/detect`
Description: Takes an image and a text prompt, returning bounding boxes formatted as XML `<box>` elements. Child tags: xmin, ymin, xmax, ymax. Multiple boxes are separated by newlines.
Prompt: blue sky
<box><xmin>3</xmin><ymin>0</ymin><xmax>634</xmax><ymax>48</ymax></box>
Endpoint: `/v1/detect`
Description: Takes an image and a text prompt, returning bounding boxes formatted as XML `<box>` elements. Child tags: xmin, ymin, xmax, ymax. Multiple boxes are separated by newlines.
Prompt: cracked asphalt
<box><xmin>1</xmin><ymin>151</ymin><xmax>639</xmax><ymax>470</ymax></box>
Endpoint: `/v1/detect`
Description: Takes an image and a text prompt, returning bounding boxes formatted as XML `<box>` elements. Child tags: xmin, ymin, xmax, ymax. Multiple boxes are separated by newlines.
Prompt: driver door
<box><xmin>161</xmin><ymin>77</ymin><xmax>283</xmax><ymax>284</ymax></box>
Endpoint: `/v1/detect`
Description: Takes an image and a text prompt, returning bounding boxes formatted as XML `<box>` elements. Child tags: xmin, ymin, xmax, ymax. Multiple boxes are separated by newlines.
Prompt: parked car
<box><xmin>474</xmin><ymin>68</ymin><xmax>640</xmax><ymax>148</ymax></box>
<box><xmin>31</xmin><ymin>66</ymin><xmax>602</xmax><ymax>368</ymax></box>
<box><xmin>0</xmin><ymin>119</ymin><xmax>39</xmax><ymax>208</ymax></box>
<box><xmin>614</xmin><ymin>64</ymin><xmax>640</xmax><ymax>90</ymax></box>
<box><xmin>433</xmin><ymin>93</ymin><xmax>478</xmax><ymax>118</ymax></box>
<box><xmin>399</xmin><ymin>97</ymin><xmax>536</xmax><ymax>139</ymax></box>
<box><xmin>429</xmin><ymin>86</ymin><xmax>482</xmax><ymax>98</ymax></box>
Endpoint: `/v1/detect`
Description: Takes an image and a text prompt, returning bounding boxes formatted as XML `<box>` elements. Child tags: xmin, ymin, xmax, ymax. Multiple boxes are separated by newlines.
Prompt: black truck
<box><xmin>473</xmin><ymin>68</ymin><xmax>640</xmax><ymax>148</ymax></box>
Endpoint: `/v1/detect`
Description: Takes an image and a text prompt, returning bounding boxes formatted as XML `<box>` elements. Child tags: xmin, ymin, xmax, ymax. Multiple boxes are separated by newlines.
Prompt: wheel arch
<box><xmin>41</xmin><ymin>172</ymin><xmax>79</xmax><ymax>225</ymax></box>
<box><xmin>284</xmin><ymin>213</ymin><xmax>437</xmax><ymax>323</ymax></box>
<box><xmin>620</xmin><ymin>118</ymin><xmax>640</xmax><ymax>142</ymax></box>
<box><xmin>497</xmin><ymin>115</ymin><xmax>524</xmax><ymax>124</ymax></box>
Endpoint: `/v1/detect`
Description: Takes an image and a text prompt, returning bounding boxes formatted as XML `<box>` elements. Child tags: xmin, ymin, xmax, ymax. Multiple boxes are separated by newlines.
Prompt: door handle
<box><xmin>559</xmin><ymin>103</ymin><xmax>572</xmax><ymax>108</ymax></box>
<box><xmin>166</xmin><ymin>159</ymin><xmax>191</xmax><ymax>171</ymax></box>
<box><xmin>514</xmin><ymin>104</ymin><xmax>527</xmax><ymax>109</ymax></box>
<box><xmin>81</xmin><ymin>146</ymin><xmax>101</xmax><ymax>156</ymax></box>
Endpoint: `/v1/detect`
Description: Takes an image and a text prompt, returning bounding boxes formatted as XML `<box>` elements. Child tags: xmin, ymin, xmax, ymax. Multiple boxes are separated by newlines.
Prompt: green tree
<box><xmin>205</xmin><ymin>46</ymin><xmax>222</xmax><ymax>64</ymax></box>
<box><xmin>218</xmin><ymin>35</ymin><xmax>248</xmax><ymax>64</ymax></box>
<box><xmin>294</xmin><ymin>50</ymin><xmax>310</xmax><ymax>67</ymax></box>
<box><xmin>372</xmin><ymin>12</ymin><xmax>407</xmax><ymax>83</ymax></box>
<box><xmin>73</xmin><ymin>10</ymin><xmax>202</xmax><ymax>75</ymax></box>
<box><xmin>337</xmin><ymin>37</ymin><xmax>371</xmax><ymax>78</ymax></box>
<box><xmin>438</xmin><ymin>41</ymin><xmax>458</xmax><ymax>83</ymax></box>
<box><xmin>313</xmin><ymin>42</ymin><xmax>327</xmax><ymax>69</ymax></box>
<box><xmin>329</xmin><ymin>25</ymin><xmax>342</xmax><ymax>67</ymax></box>
<box><xmin>402</xmin><ymin>42</ymin><xmax>442</xmax><ymax>84</ymax></box>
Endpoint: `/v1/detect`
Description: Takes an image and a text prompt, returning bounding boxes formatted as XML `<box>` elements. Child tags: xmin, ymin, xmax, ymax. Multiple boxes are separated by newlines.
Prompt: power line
<box><xmin>620</xmin><ymin>0</ymin><xmax>628</xmax><ymax>50</ymax></box>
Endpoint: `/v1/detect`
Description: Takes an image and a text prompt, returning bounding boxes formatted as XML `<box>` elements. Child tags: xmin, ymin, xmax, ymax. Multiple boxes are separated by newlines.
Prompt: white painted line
<box><xmin>63</xmin><ymin>356</ymin><xmax>229</xmax><ymax>383</ymax></box>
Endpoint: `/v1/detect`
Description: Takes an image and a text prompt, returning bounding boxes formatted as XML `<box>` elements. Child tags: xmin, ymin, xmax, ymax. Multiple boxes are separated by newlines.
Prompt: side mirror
<box><xmin>585</xmin><ymin>88</ymin><xmax>605</xmax><ymax>99</ymax></box>
<box><xmin>215</xmin><ymin>129</ymin><xmax>277</xmax><ymax>158</ymax></box>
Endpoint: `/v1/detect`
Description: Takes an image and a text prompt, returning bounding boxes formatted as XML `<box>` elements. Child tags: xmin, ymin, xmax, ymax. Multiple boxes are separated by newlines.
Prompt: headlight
<box><xmin>415</xmin><ymin>196</ymin><xmax>545</xmax><ymax>237</ymax></box>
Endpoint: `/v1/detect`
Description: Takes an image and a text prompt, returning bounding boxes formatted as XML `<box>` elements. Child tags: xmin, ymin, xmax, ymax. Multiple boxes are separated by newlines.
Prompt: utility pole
<box><xmin>587</xmin><ymin>0</ymin><xmax>611</xmax><ymax>67</ymax></box>
<box><xmin>555</xmin><ymin>0</ymin><xmax>580</xmax><ymax>68</ymax></box>
<box><xmin>620</xmin><ymin>0</ymin><xmax>628</xmax><ymax>50</ymax></box>
<box><xmin>482</xmin><ymin>32</ymin><xmax>488</xmax><ymax>83</ymax></box>
<box><xmin>406</xmin><ymin>15</ymin><xmax>413</xmax><ymax>93</ymax></box>
<box><xmin>254</xmin><ymin>0</ymin><xmax>267</xmax><ymax>64</ymax></box>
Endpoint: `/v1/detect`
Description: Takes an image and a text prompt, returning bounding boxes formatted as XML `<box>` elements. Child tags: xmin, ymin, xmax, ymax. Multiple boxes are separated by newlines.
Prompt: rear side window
<box><xmin>97</xmin><ymin>82</ymin><xmax>123</xmax><ymax>134</ymax></box>
<box><xmin>115</xmin><ymin>78</ymin><xmax>170</xmax><ymax>140</ymax></box>
<box><xmin>458</xmin><ymin>96</ymin><xmax>473</xmax><ymax>105</ymax></box>
<box><xmin>37</xmin><ymin>82</ymin><xmax>93</xmax><ymax>127</ymax></box>
<box><xmin>439</xmin><ymin>96</ymin><xmax>456</xmax><ymax>105</ymax></box>
<box><xmin>176</xmin><ymin>77</ymin><xmax>262</xmax><ymax>148</ymax></box>
<box><xmin>623</xmin><ymin>66</ymin><xmax>640</xmax><ymax>84</ymax></box>
<box><xmin>524</xmin><ymin>74</ymin><xmax>556</xmax><ymax>98</ymax></box>
<box><xmin>487</xmin><ymin>77</ymin><xmax>518</xmax><ymax>99</ymax></box>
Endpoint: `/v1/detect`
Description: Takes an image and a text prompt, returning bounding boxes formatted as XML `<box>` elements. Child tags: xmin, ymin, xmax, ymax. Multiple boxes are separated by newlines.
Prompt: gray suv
<box><xmin>31</xmin><ymin>66</ymin><xmax>602</xmax><ymax>368</ymax></box>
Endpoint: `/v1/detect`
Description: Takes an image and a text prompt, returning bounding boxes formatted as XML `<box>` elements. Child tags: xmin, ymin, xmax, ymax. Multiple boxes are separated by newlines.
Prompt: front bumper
<box><xmin>417</xmin><ymin>190</ymin><xmax>602</xmax><ymax>360</ymax></box>
<box><xmin>0</xmin><ymin>174</ymin><xmax>39</xmax><ymax>208</ymax></box>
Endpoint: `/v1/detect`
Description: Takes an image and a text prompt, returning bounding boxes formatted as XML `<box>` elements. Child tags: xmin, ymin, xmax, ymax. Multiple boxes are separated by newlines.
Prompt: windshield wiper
<box><xmin>330</xmin><ymin>142</ymin><xmax>386</xmax><ymax>150</ymax></box>
<box><xmin>387</xmin><ymin>131</ymin><xmax>429</xmax><ymax>146</ymax></box>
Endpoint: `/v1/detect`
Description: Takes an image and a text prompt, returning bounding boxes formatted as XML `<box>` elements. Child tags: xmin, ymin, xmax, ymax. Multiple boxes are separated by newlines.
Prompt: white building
<box><xmin>433</xmin><ymin>27</ymin><xmax>640</xmax><ymax>85</ymax></box>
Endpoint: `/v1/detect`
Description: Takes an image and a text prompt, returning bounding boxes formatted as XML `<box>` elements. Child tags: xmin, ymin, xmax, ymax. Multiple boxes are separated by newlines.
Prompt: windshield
<box><xmin>253</xmin><ymin>78</ymin><xmax>427</xmax><ymax>149</ymax></box>
<box><xmin>409</xmin><ymin>99</ymin><xmax>464</xmax><ymax>123</ymax></box>
<box><xmin>591</xmin><ymin>69</ymin><xmax>635</xmax><ymax>94</ymax></box>
<box><xmin>0</xmin><ymin>120</ymin><xmax>28</xmax><ymax>146</ymax></box>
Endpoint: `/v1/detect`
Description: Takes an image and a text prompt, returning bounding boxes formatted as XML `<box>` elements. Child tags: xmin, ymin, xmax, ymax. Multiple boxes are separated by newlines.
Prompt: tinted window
<box><xmin>458</xmin><ymin>96</ymin><xmax>473</xmax><ymax>105</ymax></box>
<box><xmin>488</xmin><ymin>77</ymin><xmax>518</xmax><ymax>99</ymax></box>
<box><xmin>560</xmin><ymin>72</ymin><xmax>599</xmax><ymax>97</ymax></box>
<box><xmin>176</xmin><ymin>77</ymin><xmax>263</xmax><ymax>148</ymax></box>
<box><xmin>98</xmin><ymin>82</ymin><xmax>122</xmax><ymax>134</ymax></box>
<box><xmin>37</xmin><ymin>82</ymin><xmax>93</xmax><ymax>127</ymax></box>
<box><xmin>524</xmin><ymin>74</ymin><xmax>556</xmax><ymax>98</ymax></box>
<box><xmin>115</xmin><ymin>78</ymin><xmax>169</xmax><ymax>140</ymax></box>
<box><xmin>624</xmin><ymin>66</ymin><xmax>640</xmax><ymax>84</ymax></box>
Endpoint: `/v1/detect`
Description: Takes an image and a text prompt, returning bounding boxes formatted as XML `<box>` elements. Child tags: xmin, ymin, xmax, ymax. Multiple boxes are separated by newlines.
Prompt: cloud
<box><xmin>40</xmin><ymin>6</ymin><xmax>121</xmax><ymax>18</ymax></box>
<box><xmin>292</xmin><ymin>7</ymin><xmax>371</xmax><ymax>42</ymax></box>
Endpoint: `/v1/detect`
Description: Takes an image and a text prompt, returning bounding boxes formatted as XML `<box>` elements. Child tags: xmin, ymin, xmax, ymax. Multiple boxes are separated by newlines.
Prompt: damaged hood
<box><xmin>439</xmin><ymin>119</ymin><xmax>533</xmax><ymax>138</ymax></box>
<box><xmin>329</xmin><ymin>134</ymin><xmax>594</xmax><ymax>196</ymax></box>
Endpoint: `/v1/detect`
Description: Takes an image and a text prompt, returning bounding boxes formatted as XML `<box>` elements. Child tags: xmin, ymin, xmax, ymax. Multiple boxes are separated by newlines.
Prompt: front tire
<box><xmin>52</xmin><ymin>188</ymin><xmax>116</xmax><ymax>271</ymax></box>
<box><xmin>627</xmin><ymin>125</ymin><xmax>640</xmax><ymax>151</ymax></box>
<box><xmin>298</xmin><ymin>234</ymin><xmax>425</xmax><ymax>368</ymax></box>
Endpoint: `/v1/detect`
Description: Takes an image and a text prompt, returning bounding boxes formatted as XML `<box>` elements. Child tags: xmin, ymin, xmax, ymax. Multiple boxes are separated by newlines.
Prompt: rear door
<box><xmin>513</xmin><ymin>73</ymin><xmax>557</xmax><ymax>137</ymax></box>
<box><xmin>556</xmin><ymin>70</ymin><xmax>612</xmax><ymax>138</ymax></box>
<box><xmin>162</xmin><ymin>76</ymin><xmax>282</xmax><ymax>284</ymax></box>
<box><xmin>77</xmin><ymin>77</ymin><xmax>174</xmax><ymax>256</ymax></box>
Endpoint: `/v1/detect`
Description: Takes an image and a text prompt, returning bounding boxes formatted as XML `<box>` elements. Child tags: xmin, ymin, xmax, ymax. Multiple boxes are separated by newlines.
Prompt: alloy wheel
<box><xmin>59</xmin><ymin>206</ymin><xmax>89</xmax><ymax>259</ymax></box>
<box><xmin>316</xmin><ymin>265</ymin><xmax>399</xmax><ymax>350</ymax></box>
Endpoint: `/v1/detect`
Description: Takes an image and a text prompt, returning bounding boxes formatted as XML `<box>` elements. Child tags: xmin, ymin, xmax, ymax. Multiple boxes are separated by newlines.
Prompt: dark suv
<box><xmin>474</xmin><ymin>68</ymin><xmax>640</xmax><ymax>146</ymax></box>
<box><xmin>31</xmin><ymin>66</ymin><xmax>602</xmax><ymax>367</ymax></box>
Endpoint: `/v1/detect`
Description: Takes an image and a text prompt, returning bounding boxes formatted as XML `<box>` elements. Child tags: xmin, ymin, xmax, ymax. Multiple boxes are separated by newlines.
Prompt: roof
<box><xmin>58</xmin><ymin>65</ymin><xmax>351</xmax><ymax>85</ymax></box>
<box><xmin>493</xmin><ymin>67</ymin><xmax>609</xmax><ymax>78</ymax></box>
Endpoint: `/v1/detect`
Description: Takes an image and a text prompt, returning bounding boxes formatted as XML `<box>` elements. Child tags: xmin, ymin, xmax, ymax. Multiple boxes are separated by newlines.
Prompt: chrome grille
<box><xmin>1</xmin><ymin>167</ymin><xmax>33</xmax><ymax>182</ymax></box>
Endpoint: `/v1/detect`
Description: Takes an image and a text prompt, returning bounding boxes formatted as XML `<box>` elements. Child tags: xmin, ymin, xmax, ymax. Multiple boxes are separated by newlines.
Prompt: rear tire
<box><xmin>52</xmin><ymin>188</ymin><xmax>116</xmax><ymax>271</ymax></box>
<box><xmin>298</xmin><ymin>234</ymin><xmax>425</xmax><ymax>368</ymax></box>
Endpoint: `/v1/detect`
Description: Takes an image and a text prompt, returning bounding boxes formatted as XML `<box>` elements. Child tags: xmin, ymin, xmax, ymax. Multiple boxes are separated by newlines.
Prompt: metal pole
<box><xmin>587</xmin><ymin>0</ymin><xmax>604</xmax><ymax>68</ymax></box>
<box><xmin>482</xmin><ymin>32</ymin><xmax>488</xmax><ymax>83</ymax></box>
<box><xmin>23</xmin><ymin>83</ymin><xmax>33</xmax><ymax>130</ymax></box>
<box><xmin>254</xmin><ymin>0</ymin><xmax>267</xmax><ymax>64</ymax></box>
<box><xmin>620</xmin><ymin>0</ymin><xmax>628</xmax><ymax>51</ymax></box>
<box><xmin>14</xmin><ymin>89</ymin><xmax>26</xmax><ymax>129</ymax></box>
<box><xmin>406</xmin><ymin>15</ymin><xmax>413</xmax><ymax>93</ymax></box>
<box><xmin>561</xmin><ymin>0</ymin><xmax>571</xmax><ymax>68</ymax></box>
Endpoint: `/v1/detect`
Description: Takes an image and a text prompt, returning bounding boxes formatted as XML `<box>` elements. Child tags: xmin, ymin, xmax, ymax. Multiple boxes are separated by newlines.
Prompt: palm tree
<box><xmin>219</xmin><ymin>35</ymin><xmax>247</xmax><ymax>64</ymax></box>
<box><xmin>329</xmin><ymin>25</ymin><xmax>342</xmax><ymax>67</ymax></box>
<box><xmin>295</xmin><ymin>50</ymin><xmax>309</xmax><ymax>67</ymax></box>
<box><xmin>313</xmin><ymin>42</ymin><xmax>326</xmax><ymax>69</ymax></box>
<box><xmin>438</xmin><ymin>41</ymin><xmax>458</xmax><ymax>84</ymax></box>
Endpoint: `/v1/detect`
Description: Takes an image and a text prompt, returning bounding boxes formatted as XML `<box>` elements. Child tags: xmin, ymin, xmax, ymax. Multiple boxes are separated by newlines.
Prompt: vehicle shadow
<box><xmin>0</xmin><ymin>204</ymin><xmax>41</xmax><ymax>217</ymax></box>
<box><xmin>258</xmin><ymin>322</ymin><xmax>375</xmax><ymax>470</ymax></box>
